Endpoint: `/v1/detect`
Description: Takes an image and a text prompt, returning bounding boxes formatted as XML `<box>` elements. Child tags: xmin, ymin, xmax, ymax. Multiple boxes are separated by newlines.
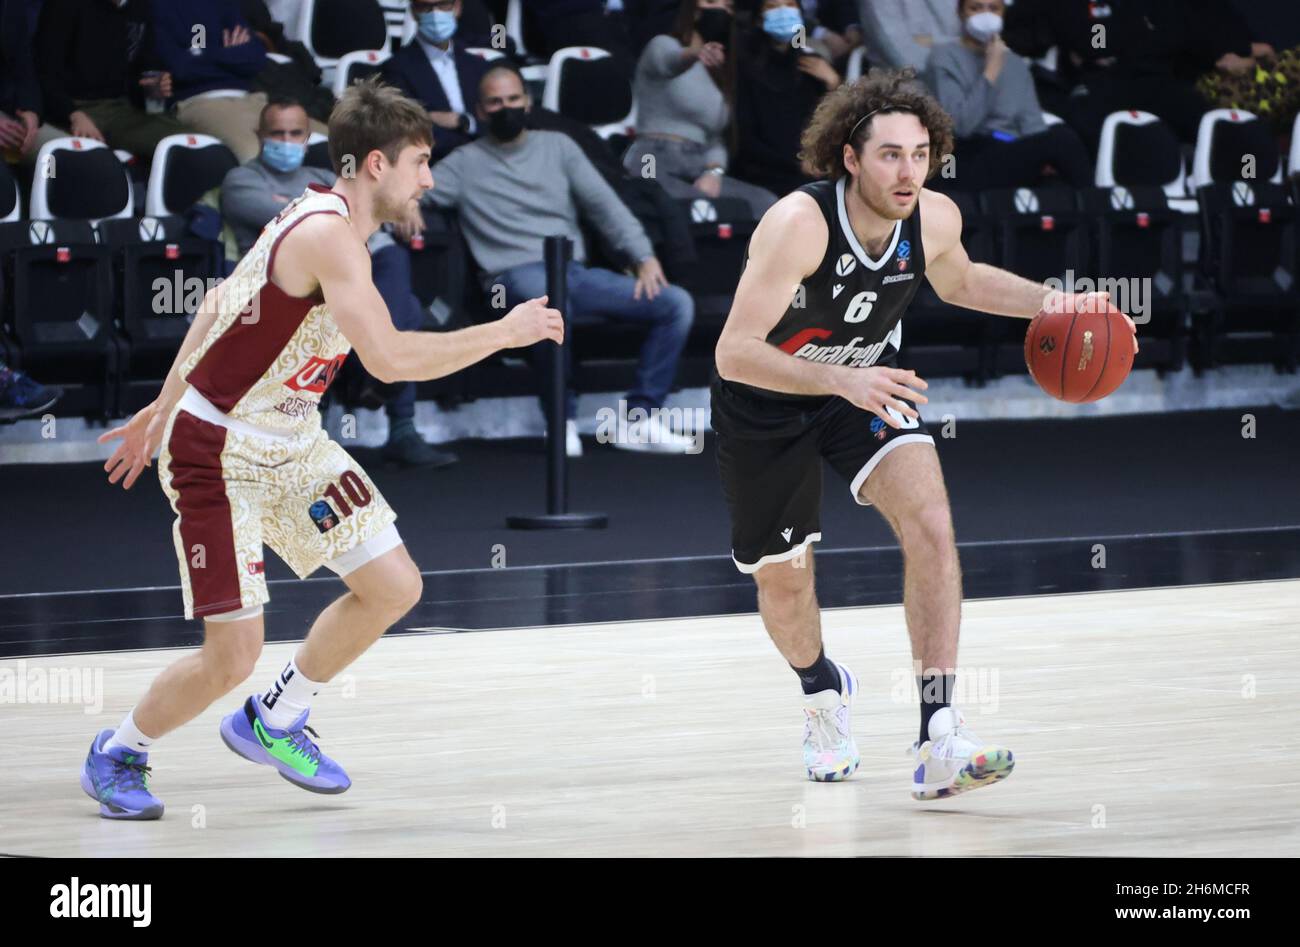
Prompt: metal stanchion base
<box><xmin>505</xmin><ymin>512</ymin><xmax>609</xmax><ymax>530</ymax></box>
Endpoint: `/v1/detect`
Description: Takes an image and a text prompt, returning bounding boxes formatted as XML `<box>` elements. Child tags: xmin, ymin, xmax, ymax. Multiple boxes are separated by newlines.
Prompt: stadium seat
<box><xmin>331</xmin><ymin>48</ymin><xmax>391</xmax><ymax>99</ymax></box>
<box><xmin>0</xmin><ymin>218</ymin><xmax>120</xmax><ymax>416</ymax></box>
<box><xmin>296</xmin><ymin>0</ymin><xmax>389</xmax><ymax>81</ymax></box>
<box><xmin>980</xmin><ymin>185</ymin><xmax>1089</xmax><ymax>375</ymax></box>
<box><xmin>304</xmin><ymin>132</ymin><xmax>332</xmax><ymax>171</ymax></box>
<box><xmin>505</xmin><ymin>0</ymin><xmax>528</xmax><ymax>58</ymax></box>
<box><xmin>377</xmin><ymin>0</ymin><xmax>408</xmax><ymax>51</ymax></box>
<box><xmin>542</xmin><ymin>47</ymin><xmax>636</xmax><ymax>140</ymax></box>
<box><xmin>31</xmin><ymin>138</ymin><xmax>133</xmax><ymax>224</ymax></box>
<box><xmin>1082</xmin><ymin>185</ymin><xmax>1187</xmax><ymax>372</ymax></box>
<box><xmin>1195</xmin><ymin>179</ymin><xmax>1299</xmax><ymax>371</ymax></box>
<box><xmin>1191</xmin><ymin>108</ymin><xmax>1283</xmax><ymax>190</ymax></box>
<box><xmin>846</xmin><ymin>47</ymin><xmax>865</xmax><ymax>82</ymax></box>
<box><xmin>1096</xmin><ymin>110</ymin><xmax>1195</xmax><ymax>214</ymax></box>
<box><xmin>145</xmin><ymin>134</ymin><xmax>239</xmax><ymax>218</ymax></box>
<box><xmin>667</xmin><ymin>196</ymin><xmax>756</xmax><ymax>327</ymax></box>
<box><xmin>1289</xmin><ymin>111</ymin><xmax>1300</xmax><ymax>207</ymax></box>
<box><xmin>0</xmin><ymin>160</ymin><xmax>19</xmax><ymax>224</ymax></box>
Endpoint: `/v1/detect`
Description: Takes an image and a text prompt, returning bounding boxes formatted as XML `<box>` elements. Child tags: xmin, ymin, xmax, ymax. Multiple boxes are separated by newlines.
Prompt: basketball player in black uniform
<box><xmin>712</xmin><ymin>70</ymin><xmax>1137</xmax><ymax>798</ymax></box>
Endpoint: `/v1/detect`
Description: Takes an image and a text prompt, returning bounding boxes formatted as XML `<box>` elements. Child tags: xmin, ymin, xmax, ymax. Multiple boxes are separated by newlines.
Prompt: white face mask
<box><xmin>965</xmin><ymin>11</ymin><xmax>1003</xmax><ymax>44</ymax></box>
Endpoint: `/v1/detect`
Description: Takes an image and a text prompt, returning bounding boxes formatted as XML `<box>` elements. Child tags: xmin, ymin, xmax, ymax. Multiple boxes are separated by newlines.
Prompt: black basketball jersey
<box><xmin>712</xmin><ymin>177</ymin><xmax>927</xmax><ymax>435</ymax></box>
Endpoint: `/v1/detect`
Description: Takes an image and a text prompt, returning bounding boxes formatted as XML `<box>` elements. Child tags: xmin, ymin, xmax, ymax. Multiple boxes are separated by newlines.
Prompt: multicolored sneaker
<box><xmin>910</xmin><ymin>706</ymin><xmax>1014</xmax><ymax>800</ymax></box>
<box><xmin>219</xmin><ymin>697</ymin><xmax>351</xmax><ymax>794</ymax></box>
<box><xmin>80</xmin><ymin>729</ymin><xmax>164</xmax><ymax>820</ymax></box>
<box><xmin>802</xmin><ymin>663</ymin><xmax>860</xmax><ymax>782</ymax></box>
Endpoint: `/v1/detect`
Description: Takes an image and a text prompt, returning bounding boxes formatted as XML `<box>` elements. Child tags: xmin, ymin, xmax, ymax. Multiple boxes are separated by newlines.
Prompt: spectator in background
<box><xmin>152</xmin><ymin>0</ymin><xmax>321</xmax><ymax>162</ymax></box>
<box><xmin>927</xmin><ymin>0</ymin><xmax>1090</xmax><ymax>189</ymax></box>
<box><xmin>381</xmin><ymin>0</ymin><xmax>490</xmax><ymax>163</ymax></box>
<box><xmin>732</xmin><ymin>0</ymin><xmax>839</xmax><ymax>198</ymax></box>
<box><xmin>856</xmin><ymin>0</ymin><xmax>960</xmax><ymax>74</ymax></box>
<box><xmin>423</xmin><ymin>66</ymin><xmax>696</xmax><ymax>456</ymax></box>
<box><xmin>1001</xmin><ymin>0</ymin><xmax>1247</xmax><ymax>151</ymax></box>
<box><xmin>624</xmin><ymin>0</ymin><xmax>777</xmax><ymax>220</ymax></box>
<box><xmin>240</xmin><ymin>0</ymin><xmax>335</xmax><ymax>123</ymax></box>
<box><xmin>220</xmin><ymin>98</ymin><xmax>332</xmax><ymax>256</ymax></box>
<box><xmin>220</xmin><ymin>98</ymin><xmax>456</xmax><ymax>468</ymax></box>
<box><xmin>800</xmin><ymin>0</ymin><xmax>862</xmax><ymax>67</ymax></box>
<box><xmin>33</xmin><ymin>0</ymin><xmax>189</xmax><ymax>163</ymax></box>
<box><xmin>0</xmin><ymin>0</ymin><xmax>43</xmax><ymax>164</ymax></box>
<box><xmin>0</xmin><ymin>360</ymin><xmax>62</xmax><ymax>420</ymax></box>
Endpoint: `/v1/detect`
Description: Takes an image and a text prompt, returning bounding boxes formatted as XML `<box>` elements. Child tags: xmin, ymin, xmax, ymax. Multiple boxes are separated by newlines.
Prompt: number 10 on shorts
<box><xmin>310</xmin><ymin>471</ymin><xmax>372</xmax><ymax>533</ymax></box>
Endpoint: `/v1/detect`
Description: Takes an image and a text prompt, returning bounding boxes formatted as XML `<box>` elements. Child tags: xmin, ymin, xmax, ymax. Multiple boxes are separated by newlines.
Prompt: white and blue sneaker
<box><xmin>802</xmin><ymin>663</ymin><xmax>860</xmax><ymax>782</ymax></box>
<box><xmin>910</xmin><ymin>706</ymin><xmax>1014</xmax><ymax>800</ymax></box>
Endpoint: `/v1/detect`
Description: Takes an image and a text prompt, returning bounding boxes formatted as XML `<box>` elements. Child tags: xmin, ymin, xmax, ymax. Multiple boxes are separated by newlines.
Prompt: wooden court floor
<box><xmin>2</xmin><ymin>579</ymin><xmax>1297</xmax><ymax>857</ymax></box>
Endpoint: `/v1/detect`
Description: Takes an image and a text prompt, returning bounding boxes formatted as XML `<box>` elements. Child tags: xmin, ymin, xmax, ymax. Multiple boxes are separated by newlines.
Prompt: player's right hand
<box><xmin>839</xmin><ymin>366</ymin><xmax>929</xmax><ymax>429</ymax></box>
<box><xmin>98</xmin><ymin>401</ymin><xmax>165</xmax><ymax>490</ymax></box>
<box><xmin>502</xmin><ymin>295</ymin><xmax>564</xmax><ymax>348</ymax></box>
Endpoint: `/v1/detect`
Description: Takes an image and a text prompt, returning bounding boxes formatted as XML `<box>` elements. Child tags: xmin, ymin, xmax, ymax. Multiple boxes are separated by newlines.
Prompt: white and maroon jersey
<box><xmin>180</xmin><ymin>183</ymin><xmax>353</xmax><ymax>436</ymax></box>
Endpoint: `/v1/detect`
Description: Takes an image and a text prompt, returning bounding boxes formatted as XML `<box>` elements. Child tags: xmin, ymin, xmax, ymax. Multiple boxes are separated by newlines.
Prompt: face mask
<box><xmin>696</xmin><ymin>8</ymin><xmax>732</xmax><ymax>46</ymax></box>
<box><xmin>965</xmin><ymin>11</ymin><xmax>1003</xmax><ymax>44</ymax></box>
<box><xmin>417</xmin><ymin>10</ymin><xmax>457</xmax><ymax>44</ymax></box>
<box><xmin>762</xmin><ymin>7</ymin><xmax>803</xmax><ymax>42</ymax></box>
<box><xmin>487</xmin><ymin>106</ymin><xmax>527</xmax><ymax>142</ymax></box>
<box><xmin>261</xmin><ymin>138</ymin><xmax>306</xmax><ymax>173</ymax></box>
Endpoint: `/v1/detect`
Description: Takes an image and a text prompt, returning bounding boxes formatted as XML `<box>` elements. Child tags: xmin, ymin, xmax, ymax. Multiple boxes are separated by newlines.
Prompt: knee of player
<box><xmin>369</xmin><ymin>564</ymin><xmax>423</xmax><ymax>618</ymax></box>
<box><xmin>901</xmin><ymin>503</ymin><xmax>955</xmax><ymax>552</ymax></box>
<box><xmin>754</xmin><ymin>563</ymin><xmax>815</xmax><ymax>604</ymax></box>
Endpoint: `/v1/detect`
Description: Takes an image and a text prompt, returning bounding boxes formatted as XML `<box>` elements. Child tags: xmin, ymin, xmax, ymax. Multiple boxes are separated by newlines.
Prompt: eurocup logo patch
<box><xmin>869</xmin><ymin>416</ymin><xmax>887</xmax><ymax>441</ymax></box>
<box><xmin>897</xmin><ymin>239</ymin><xmax>911</xmax><ymax>272</ymax></box>
<box><xmin>309</xmin><ymin>500</ymin><xmax>339</xmax><ymax>534</ymax></box>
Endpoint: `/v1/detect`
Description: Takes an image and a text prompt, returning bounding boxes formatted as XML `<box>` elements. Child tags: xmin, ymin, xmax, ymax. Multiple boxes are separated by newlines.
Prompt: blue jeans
<box><xmin>492</xmin><ymin>260</ymin><xmax>695</xmax><ymax>419</ymax></box>
<box><xmin>370</xmin><ymin>242</ymin><xmax>424</xmax><ymax>422</ymax></box>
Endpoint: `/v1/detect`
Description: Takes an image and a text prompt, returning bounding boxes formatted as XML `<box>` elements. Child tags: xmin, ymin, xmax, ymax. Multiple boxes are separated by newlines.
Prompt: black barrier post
<box><xmin>506</xmin><ymin>236</ymin><xmax>608</xmax><ymax>530</ymax></box>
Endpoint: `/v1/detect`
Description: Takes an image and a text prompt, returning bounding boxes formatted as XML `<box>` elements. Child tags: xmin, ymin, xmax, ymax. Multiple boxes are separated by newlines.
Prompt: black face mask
<box><xmin>488</xmin><ymin>106</ymin><xmax>527</xmax><ymax>142</ymax></box>
<box><xmin>696</xmin><ymin>8</ymin><xmax>732</xmax><ymax>47</ymax></box>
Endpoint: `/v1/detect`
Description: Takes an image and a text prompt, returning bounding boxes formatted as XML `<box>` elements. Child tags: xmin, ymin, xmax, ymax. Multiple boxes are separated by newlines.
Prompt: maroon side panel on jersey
<box><xmin>186</xmin><ymin>209</ymin><xmax>341</xmax><ymax>413</ymax></box>
<box><xmin>166</xmin><ymin>412</ymin><xmax>242</xmax><ymax>617</ymax></box>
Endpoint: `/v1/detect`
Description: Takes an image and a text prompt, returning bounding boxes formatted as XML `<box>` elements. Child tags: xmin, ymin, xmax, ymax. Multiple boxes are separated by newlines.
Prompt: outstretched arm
<box><xmin>714</xmin><ymin>192</ymin><xmax>928</xmax><ymax>428</ymax></box>
<box><xmin>288</xmin><ymin>214</ymin><xmax>563</xmax><ymax>384</ymax></box>
<box><xmin>922</xmin><ymin>191</ymin><xmax>1137</xmax><ymax>347</ymax></box>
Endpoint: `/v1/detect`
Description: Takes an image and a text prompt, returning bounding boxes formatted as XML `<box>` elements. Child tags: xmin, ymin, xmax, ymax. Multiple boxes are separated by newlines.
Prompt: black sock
<box><xmin>792</xmin><ymin>647</ymin><xmax>841</xmax><ymax>696</ymax></box>
<box><xmin>918</xmin><ymin>673</ymin><xmax>956</xmax><ymax>744</ymax></box>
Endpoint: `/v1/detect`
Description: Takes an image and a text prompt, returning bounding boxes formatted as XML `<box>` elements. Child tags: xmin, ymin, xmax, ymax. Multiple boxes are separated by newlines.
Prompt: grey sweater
<box><xmin>633</xmin><ymin>34</ymin><xmax>730</xmax><ymax>169</ymax></box>
<box><xmin>220</xmin><ymin>158</ymin><xmax>336</xmax><ymax>256</ymax></box>
<box><xmin>858</xmin><ymin>0</ymin><xmax>961</xmax><ymax>73</ymax></box>
<box><xmin>424</xmin><ymin>129</ymin><xmax>654</xmax><ymax>278</ymax></box>
<box><xmin>925</xmin><ymin>41</ymin><xmax>1046</xmax><ymax>140</ymax></box>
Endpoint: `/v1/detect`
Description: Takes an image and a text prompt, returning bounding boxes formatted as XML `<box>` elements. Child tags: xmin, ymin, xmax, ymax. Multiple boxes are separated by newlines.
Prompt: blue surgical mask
<box><xmin>762</xmin><ymin>7</ymin><xmax>803</xmax><ymax>42</ymax></box>
<box><xmin>261</xmin><ymin>138</ymin><xmax>306</xmax><ymax>173</ymax></box>
<box><xmin>417</xmin><ymin>10</ymin><xmax>458</xmax><ymax>44</ymax></box>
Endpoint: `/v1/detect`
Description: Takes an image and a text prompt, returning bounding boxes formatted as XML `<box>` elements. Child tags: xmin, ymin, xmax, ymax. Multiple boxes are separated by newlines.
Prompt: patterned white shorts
<box><xmin>157</xmin><ymin>389</ymin><xmax>400</xmax><ymax>620</ymax></box>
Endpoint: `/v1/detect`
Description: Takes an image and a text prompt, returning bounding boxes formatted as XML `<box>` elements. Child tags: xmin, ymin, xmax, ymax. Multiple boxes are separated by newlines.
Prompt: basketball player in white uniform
<box><xmin>82</xmin><ymin>78</ymin><xmax>563</xmax><ymax>819</ymax></box>
<box><xmin>713</xmin><ymin>70</ymin><xmax>1137</xmax><ymax>798</ymax></box>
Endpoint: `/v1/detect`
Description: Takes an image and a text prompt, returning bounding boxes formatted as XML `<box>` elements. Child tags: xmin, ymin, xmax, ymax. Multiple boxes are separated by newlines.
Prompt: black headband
<box><xmin>845</xmin><ymin>107</ymin><xmax>916</xmax><ymax>146</ymax></box>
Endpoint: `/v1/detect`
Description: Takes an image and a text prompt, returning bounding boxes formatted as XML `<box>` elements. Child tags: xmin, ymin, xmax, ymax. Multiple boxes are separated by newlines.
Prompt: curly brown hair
<box><xmin>798</xmin><ymin>68</ymin><xmax>955</xmax><ymax>181</ymax></box>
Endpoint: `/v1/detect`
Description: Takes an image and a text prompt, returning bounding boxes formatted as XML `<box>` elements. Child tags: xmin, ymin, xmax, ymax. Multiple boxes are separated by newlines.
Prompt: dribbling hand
<box><xmin>839</xmin><ymin>366</ymin><xmax>929</xmax><ymax>429</ymax></box>
<box><xmin>502</xmin><ymin>295</ymin><xmax>564</xmax><ymax>348</ymax></box>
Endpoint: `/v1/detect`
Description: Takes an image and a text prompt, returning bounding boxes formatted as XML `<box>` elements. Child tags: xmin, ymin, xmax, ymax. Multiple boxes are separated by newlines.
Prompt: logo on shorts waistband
<box><xmin>309</xmin><ymin>500</ymin><xmax>339</xmax><ymax>533</ymax></box>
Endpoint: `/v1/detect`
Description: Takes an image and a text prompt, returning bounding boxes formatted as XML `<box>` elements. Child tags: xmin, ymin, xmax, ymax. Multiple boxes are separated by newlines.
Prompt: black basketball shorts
<box><xmin>715</xmin><ymin>396</ymin><xmax>935</xmax><ymax>572</ymax></box>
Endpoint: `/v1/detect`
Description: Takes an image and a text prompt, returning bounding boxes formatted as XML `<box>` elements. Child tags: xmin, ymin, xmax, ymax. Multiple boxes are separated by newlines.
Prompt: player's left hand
<box><xmin>633</xmin><ymin>256</ymin><xmax>668</xmax><ymax>301</ymax></box>
<box><xmin>1055</xmin><ymin>291</ymin><xmax>1139</xmax><ymax>354</ymax></box>
<box><xmin>99</xmin><ymin>401</ymin><xmax>165</xmax><ymax>490</ymax></box>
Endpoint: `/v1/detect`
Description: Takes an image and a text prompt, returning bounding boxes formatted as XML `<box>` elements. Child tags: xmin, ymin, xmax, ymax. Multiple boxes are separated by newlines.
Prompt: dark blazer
<box><xmin>380</xmin><ymin>39</ymin><xmax>491</xmax><ymax>161</ymax></box>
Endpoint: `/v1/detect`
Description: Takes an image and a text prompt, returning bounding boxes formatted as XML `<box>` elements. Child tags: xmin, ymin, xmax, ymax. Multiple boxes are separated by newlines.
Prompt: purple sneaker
<box><xmin>80</xmin><ymin>729</ymin><xmax>164</xmax><ymax>820</ymax></box>
<box><xmin>219</xmin><ymin>696</ymin><xmax>351</xmax><ymax>794</ymax></box>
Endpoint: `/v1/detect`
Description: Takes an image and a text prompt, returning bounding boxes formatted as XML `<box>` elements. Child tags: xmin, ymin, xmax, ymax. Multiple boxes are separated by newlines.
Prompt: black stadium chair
<box><xmin>298</xmin><ymin>0</ymin><xmax>389</xmax><ymax>74</ymax></box>
<box><xmin>330</xmin><ymin>49</ymin><xmax>390</xmax><ymax>99</ymax></box>
<box><xmin>305</xmin><ymin>132</ymin><xmax>333</xmax><ymax>172</ymax></box>
<box><xmin>542</xmin><ymin>47</ymin><xmax>636</xmax><ymax>140</ymax></box>
<box><xmin>31</xmin><ymin>138</ymin><xmax>133</xmax><ymax>223</ymax></box>
<box><xmin>1196</xmin><ymin>180</ymin><xmax>1299</xmax><ymax>371</ymax></box>
<box><xmin>0</xmin><ymin>159</ymin><xmax>19</xmax><ymax>223</ymax></box>
<box><xmin>902</xmin><ymin>190</ymin><xmax>998</xmax><ymax>384</ymax></box>
<box><xmin>979</xmin><ymin>185</ymin><xmax>1090</xmax><ymax>375</ymax></box>
<box><xmin>1082</xmin><ymin>185</ymin><xmax>1187</xmax><ymax>372</ymax></box>
<box><xmin>97</xmin><ymin>215</ymin><xmax>225</xmax><ymax>409</ymax></box>
<box><xmin>0</xmin><ymin>219</ymin><xmax>120</xmax><ymax>417</ymax></box>
<box><xmin>1095</xmin><ymin>110</ymin><xmax>1195</xmax><ymax>214</ymax></box>
<box><xmin>669</xmin><ymin>196</ymin><xmax>756</xmax><ymax>329</ymax></box>
<box><xmin>145</xmin><ymin>134</ymin><xmax>239</xmax><ymax>218</ymax></box>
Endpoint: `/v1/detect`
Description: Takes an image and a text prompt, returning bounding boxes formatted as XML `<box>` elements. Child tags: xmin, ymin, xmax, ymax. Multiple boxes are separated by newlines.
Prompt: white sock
<box><xmin>259</xmin><ymin>657</ymin><xmax>324</xmax><ymax>730</ymax></box>
<box><xmin>105</xmin><ymin>710</ymin><xmax>157</xmax><ymax>755</ymax></box>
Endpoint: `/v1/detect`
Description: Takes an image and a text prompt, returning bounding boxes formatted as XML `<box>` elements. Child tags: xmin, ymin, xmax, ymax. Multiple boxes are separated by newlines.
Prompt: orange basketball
<box><xmin>1024</xmin><ymin>303</ymin><xmax>1135</xmax><ymax>403</ymax></box>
